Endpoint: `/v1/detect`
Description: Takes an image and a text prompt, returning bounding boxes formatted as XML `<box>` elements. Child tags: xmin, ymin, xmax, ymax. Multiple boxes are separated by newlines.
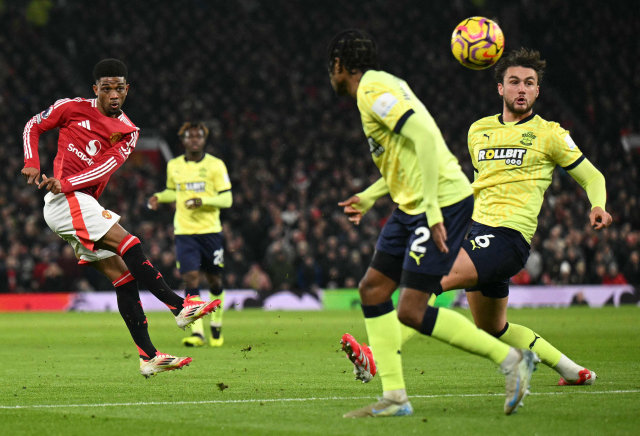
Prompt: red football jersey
<box><xmin>23</xmin><ymin>98</ymin><xmax>139</xmax><ymax>199</ymax></box>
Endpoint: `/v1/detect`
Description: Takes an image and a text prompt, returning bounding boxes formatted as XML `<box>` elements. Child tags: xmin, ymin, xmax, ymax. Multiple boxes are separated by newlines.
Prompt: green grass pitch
<box><xmin>1</xmin><ymin>306</ymin><xmax>639</xmax><ymax>435</ymax></box>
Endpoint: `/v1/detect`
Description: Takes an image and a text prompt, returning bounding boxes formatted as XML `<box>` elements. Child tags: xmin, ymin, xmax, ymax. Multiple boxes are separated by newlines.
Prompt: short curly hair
<box><xmin>93</xmin><ymin>59</ymin><xmax>128</xmax><ymax>82</ymax></box>
<box><xmin>178</xmin><ymin>122</ymin><xmax>209</xmax><ymax>139</ymax></box>
<box><xmin>327</xmin><ymin>29</ymin><xmax>379</xmax><ymax>74</ymax></box>
<box><xmin>494</xmin><ymin>48</ymin><xmax>546</xmax><ymax>85</ymax></box>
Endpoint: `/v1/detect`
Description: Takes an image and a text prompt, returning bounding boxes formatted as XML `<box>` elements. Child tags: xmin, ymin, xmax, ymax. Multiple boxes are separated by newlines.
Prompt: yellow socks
<box><xmin>190</xmin><ymin>317</ymin><xmax>204</xmax><ymax>337</ymax></box>
<box><xmin>210</xmin><ymin>290</ymin><xmax>225</xmax><ymax>331</ymax></box>
<box><xmin>497</xmin><ymin>322</ymin><xmax>561</xmax><ymax>367</ymax></box>
<box><xmin>363</xmin><ymin>302</ymin><xmax>406</xmax><ymax>392</ymax></box>
<box><xmin>425</xmin><ymin>307</ymin><xmax>510</xmax><ymax>365</ymax></box>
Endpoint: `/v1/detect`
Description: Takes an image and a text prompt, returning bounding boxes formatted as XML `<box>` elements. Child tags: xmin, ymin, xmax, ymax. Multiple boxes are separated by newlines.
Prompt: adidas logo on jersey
<box><xmin>78</xmin><ymin>120</ymin><xmax>91</xmax><ymax>130</ymax></box>
<box><xmin>478</xmin><ymin>148</ymin><xmax>527</xmax><ymax>166</ymax></box>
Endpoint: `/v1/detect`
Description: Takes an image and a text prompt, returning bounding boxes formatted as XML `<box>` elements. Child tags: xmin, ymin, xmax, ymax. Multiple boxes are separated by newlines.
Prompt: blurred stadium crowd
<box><xmin>0</xmin><ymin>0</ymin><xmax>638</xmax><ymax>294</ymax></box>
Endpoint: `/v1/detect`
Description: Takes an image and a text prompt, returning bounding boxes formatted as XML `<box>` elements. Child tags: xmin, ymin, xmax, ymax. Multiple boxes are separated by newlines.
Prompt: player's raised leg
<box><xmin>397</xmin><ymin>285</ymin><xmax>537</xmax><ymax>415</ymax></box>
<box><xmin>91</xmin><ymin>255</ymin><xmax>192</xmax><ymax>377</ymax></box>
<box><xmin>447</xmin><ymin>237</ymin><xmax>596</xmax><ymax>385</ymax></box>
<box><xmin>94</xmin><ymin>223</ymin><xmax>220</xmax><ymax>329</ymax></box>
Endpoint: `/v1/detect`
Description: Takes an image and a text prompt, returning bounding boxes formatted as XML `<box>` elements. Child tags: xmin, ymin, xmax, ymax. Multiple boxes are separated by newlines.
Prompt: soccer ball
<box><xmin>451</xmin><ymin>17</ymin><xmax>504</xmax><ymax>70</ymax></box>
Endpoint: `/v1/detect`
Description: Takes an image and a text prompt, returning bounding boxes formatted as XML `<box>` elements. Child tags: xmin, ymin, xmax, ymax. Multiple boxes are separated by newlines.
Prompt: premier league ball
<box><xmin>451</xmin><ymin>16</ymin><xmax>504</xmax><ymax>70</ymax></box>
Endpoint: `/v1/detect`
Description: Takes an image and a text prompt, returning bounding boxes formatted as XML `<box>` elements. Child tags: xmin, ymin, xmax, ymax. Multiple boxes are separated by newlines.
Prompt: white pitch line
<box><xmin>1</xmin><ymin>390</ymin><xmax>638</xmax><ymax>410</ymax></box>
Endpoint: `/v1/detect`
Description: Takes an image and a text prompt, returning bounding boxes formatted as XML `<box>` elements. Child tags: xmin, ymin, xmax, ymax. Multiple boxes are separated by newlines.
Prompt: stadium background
<box><xmin>0</xmin><ymin>0</ymin><xmax>638</xmax><ymax>300</ymax></box>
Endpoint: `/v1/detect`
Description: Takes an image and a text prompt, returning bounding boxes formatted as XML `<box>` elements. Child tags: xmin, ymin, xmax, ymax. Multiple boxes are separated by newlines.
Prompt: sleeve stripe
<box><xmin>23</xmin><ymin>118</ymin><xmax>36</xmax><ymax>160</ymax></box>
<box><xmin>393</xmin><ymin>109</ymin><xmax>415</xmax><ymax>134</ymax></box>
<box><xmin>67</xmin><ymin>157</ymin><xmax>117</xmax><ymax>183</ymax></box>
<box><xmin>69</xmin><ymin>160</ymin><xmax>118</xmax><ymax>185</ymax></box>
<box><xmin>218</xmin><ymin>189</ymin><xmax>231</xmax><ymax>194</ymax></box>
<box><xmin>562</xmin><ymin>154</ymin><xmax>586</xmax><ymax>171</ymax></box>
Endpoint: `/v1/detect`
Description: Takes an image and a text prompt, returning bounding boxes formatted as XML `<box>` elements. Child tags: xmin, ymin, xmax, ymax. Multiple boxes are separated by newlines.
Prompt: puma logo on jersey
<box><xmin>78</xmin><ymin>120</ymin><xmax>91</xmax><ymax>130</ymax></box>
<box><xmin>478</xmin><ymin>148</ymin><xmax>527</xmax><ymax>166</ymax></box>
<box><xmin>529</xmin><ymin>334</ymin><xmax>541</xmax><ymax>349</ymax></box>
<box><xmin>409</xmin><ymin>252</ymin><xmax>424</xmax><ymax>265</ymax></box>
<box><xmin>484</xmin><ymin>133</ymin><xmax>493</xmax><ymax>140</ymax></box>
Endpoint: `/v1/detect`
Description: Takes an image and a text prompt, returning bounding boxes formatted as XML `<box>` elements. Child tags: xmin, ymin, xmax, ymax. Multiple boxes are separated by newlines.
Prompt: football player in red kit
<box><xmin>22</xmin><ymin>59</ymin><xmax>220</xmax><ymax>377</ymax></box>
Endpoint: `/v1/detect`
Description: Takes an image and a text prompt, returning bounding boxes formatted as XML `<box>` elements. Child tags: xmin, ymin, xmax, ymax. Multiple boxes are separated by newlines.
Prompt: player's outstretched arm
<box><xmin>566</xmin><ymin>158</ymin><xmax>612</xmax><ymax>230</ymax></box>
<box><xmin>339</xmin><ymin>177</ymin><xmax>389</xmax><ymax>225</ymax></box>
<box><xmin>400</xmin><ymin>114</ymin><xmax>449</xmax><ymax>253</ymax></box>
<box><xmin>149</xmin><ymin>189</ymin><xmax>177</xmax><ymax>210</ymax></box>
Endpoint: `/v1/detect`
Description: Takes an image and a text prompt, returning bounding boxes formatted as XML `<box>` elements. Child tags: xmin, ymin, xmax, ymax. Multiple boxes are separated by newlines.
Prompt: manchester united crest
<box><xmin>110</xmin><ymin>132</ymin><xmax>123</xmax><ymax>144</ymax></box>
<box><xmin>102</xmin><ymin>210</ymin><xmax>112</xmax><ymax>219</ymax></box>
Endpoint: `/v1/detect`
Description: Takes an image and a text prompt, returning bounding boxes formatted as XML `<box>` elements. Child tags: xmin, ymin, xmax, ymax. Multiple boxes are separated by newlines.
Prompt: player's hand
<box><xmin>431</xmin><ymin>222</ymin><xmax>449</xmax><ymax>254</ymax></box>
<box><xmin>147</xmin><ymin>195</ymin><xmax>159</xmax><ymax>210</ymax></box>
<box><xmin>22</xmin><ymin>167</ymin><xmax>41</xmax><ymax>185</ymax></box>
<box><xmin>185</xmin><ymin>198</ymin><xmax>203</xmax><ymax>209</ymax></box>
<box><xmin>38</xmin><ymin>174</ymin><xmax>62</xmax><ymax>195</ymax></box>
<box><xmin>590</xmin><ymin>206</ymin><xmax>612</xmax><ymax>230</ymax></box>
<box><xmin>338</xmin><ymin>196</ymin><xmax>363</xmax><ymax>225</ymax></box>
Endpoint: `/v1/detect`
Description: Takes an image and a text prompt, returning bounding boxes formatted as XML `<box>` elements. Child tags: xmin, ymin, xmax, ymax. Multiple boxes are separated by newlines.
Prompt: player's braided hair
<box><xmin>93</xmin><ymin>59</ymin><xmax>128</xmax><ymax>82</ymax></box>
<box><xmin>178</xmin><ymin>122</ymin><xmax>210</xmax><ymax>139</ymax></box>
<box><xmin>494</xmin><ymin>48</ymin><xmax>546</xmax><ymax>85</ymax></box>
<box><xmin>327</xmin><ymin>29</ymin><xmax>379</xmax><ymax>74</ymax></box>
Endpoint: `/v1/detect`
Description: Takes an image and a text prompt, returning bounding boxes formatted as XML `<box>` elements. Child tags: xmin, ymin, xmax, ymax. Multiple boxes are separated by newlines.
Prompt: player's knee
<box><xmin>396</xmin><ymin>303</ymin><xmax>421</xmax><ymax>329</ymax></box>
<box><xmin>358</xmin><ymin>275</ymin><xmax>378</xmax><ymax>299</ymax></box>
<box><xmin>209</xmin><ymin>276</ymin><xmax>223</xmax><ymax>296</ymax></box>
<box><xmin>475</xmin><ymin>319</ymin><xmax>506</xmax><ymax>336</ymax></box>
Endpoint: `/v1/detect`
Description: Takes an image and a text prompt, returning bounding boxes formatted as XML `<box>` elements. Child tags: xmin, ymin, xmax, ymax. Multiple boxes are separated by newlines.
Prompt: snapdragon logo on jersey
<box><xmin>478</xmin><ymin>148</ymin><xmax>527</xmax><ymax>166</ymax></box>
<box><xmin>85</xmin><ymin>140</ymin><xmax>101</xmax><ymax>156</ymax></box>
<box><xmin>178</xmin><ymin>182</ymin><xmax>206</xmax><ymax>192</ymax></box>
<box><xmin>67</xmin><ymin>143</ymin><xmax>94</xmax><ymax>165</ymax></box>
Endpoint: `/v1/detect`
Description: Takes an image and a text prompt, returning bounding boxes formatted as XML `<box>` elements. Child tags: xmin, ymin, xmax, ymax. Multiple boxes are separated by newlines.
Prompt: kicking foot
<box><xmin>341</xmin><ymin>333</ymin><xmax>376</xmax><ymax>383</ymax></box>
<box><xmin>558</xmin><ymin>369</ymin><xmax>597</xmax><ymax>386</ymax></box>
<box><xmin>502</xmin><ymin>349</ymin><xmax>539</xmax><ymax>415</ymax></box>
<box><xmin>140</xmin><ymin>353</ymin><xmax>192</xmax><ymax>378</ymax></box>
<box><xmin>175</xmin><ymin>295</ymin><xmax>221</xmax><ymax>330</ymax></box>
<box><xmin>344</xmin><ymin>398</ymin><xmax>413</xmax><ymax>418</ymax></box>
<box><xmin>182</xmin><ymin>333</ymin><xmax>205</xmax><ymax>347</ymax></box>
<box><xmin>209</xmin><ymin>334</ymin><xmax>224</xmax><ymax>347</ymax></box>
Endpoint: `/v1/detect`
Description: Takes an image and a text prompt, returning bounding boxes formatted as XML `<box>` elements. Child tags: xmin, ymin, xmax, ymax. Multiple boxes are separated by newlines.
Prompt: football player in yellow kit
<box><xmin>329</xmin><ymin>30</ymin><xmax>538</xmax><ymax>418</ymax></box>
<box><xmin>149</xmin><ymin>122</ymin><xmax>232</xmax><ymax>347</ymax></box>
<box><xmin>342</xmin><ymin>48</ymin><xmax>610</xmax><ymax>395</ymax></box>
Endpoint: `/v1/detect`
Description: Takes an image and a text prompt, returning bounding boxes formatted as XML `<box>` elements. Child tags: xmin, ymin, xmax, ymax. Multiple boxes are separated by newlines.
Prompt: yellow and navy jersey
<box><xmin>166</xmin><ymin>153</ymin><xmax>231</xmax><ymax>235</ymax></box>
<box><xmin>357</xmin><ymin>70</ymin><xmax>472</xmax><ymax>215</ymax></box>
<box><xmin>468</xmin><ymin>113</ymin><xmax>584</xmax><ymax>243</ymax></box>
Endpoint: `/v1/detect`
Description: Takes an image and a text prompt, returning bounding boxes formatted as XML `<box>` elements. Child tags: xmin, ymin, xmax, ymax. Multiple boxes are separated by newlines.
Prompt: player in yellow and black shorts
<box><xmin>347</xmin><ymin>49</ymin><xmax>611</xmax><ymax>391</ymax></box>
<box><xmin>149</xmin><ymin>122</ymin><xmax>232</xmax><ymax>347</ymax></box>
<box><xmin>329</xmin><ymin>30</ymin><xmax>538</xmax><ymax>418</ymax></box>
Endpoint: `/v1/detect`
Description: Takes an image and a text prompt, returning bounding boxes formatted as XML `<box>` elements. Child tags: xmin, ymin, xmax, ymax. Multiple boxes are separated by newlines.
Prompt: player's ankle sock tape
<box><xmin>361</xmin><ymin>300</ymin><xmax>394</xmax><ymax>318</ymax></box>
<box><xmin>185</xmin><ymin>287</ymin><xmax>200</xmax><ymax>298</ymax></box>
<box><xmin>115</xmin><ymin>280</ymin><xmax>157</xmax><ymax>359</ymax></box>
<box><xmin>121</xmin><ymin>242</ymin><xmax>184</xmax><ymax>315</ymax></box>
<box><xmin>492</xmin><ymin>322</ymin><xmax>510</xmax><ymax>338</ymax></box>
<box><xmin>419</xmin><ymin>306</ymin><xmax>439</xmax><ymax>336</ymax></box>
<box><xmin>211</xmin><ymin>326</ymin><xmax>222</xmax><ymax>339</ymax></box>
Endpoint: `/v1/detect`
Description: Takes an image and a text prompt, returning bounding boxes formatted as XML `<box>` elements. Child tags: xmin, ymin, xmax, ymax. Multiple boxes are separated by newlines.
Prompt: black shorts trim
<box><xmin>400</xmin><ymin>270</ymin><xmax>443</xmax><ymax>295</ymax></box>
<box><xmin>393</xmin><ymin>109</ymin><xmax>415</xmax><ymax>133</ymax></box>
<box><xmin>370</xmin><ymin>250</ymin><xmax>403</xmax><ymax>283</ymax></box>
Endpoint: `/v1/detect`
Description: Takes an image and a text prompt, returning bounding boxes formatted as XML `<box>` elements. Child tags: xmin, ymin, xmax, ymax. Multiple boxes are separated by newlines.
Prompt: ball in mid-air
<box><xmin>451</xmin><ymin>16</ymin><xmax>504</xmax><ymax>70</ymax></box>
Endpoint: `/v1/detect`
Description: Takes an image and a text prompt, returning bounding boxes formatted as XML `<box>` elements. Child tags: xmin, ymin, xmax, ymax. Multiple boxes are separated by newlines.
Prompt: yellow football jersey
<box><xmin>468</xmin><ymin>113</ymin><xmax>584</xmax><ymax>243</ymax></box>
<box><xmin>357</xmin><ymin>70</ymin><xmax>472</xmax><ymax>216</ymax></box>
<box><xmin>166</xmin><ymin>154</ymin><xmax>231</xmax><ymax>235</ymax></box>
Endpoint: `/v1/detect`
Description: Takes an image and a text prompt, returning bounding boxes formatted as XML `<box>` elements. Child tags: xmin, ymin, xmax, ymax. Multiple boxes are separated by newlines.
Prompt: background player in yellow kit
<box><xmin>343</xmin><ymin>49</ymin><xmax>611</xmax><ymax>389</ymax></box>
<box><xmin>329</xmin><ymin>30</ymin><xmax>538</xmax><ymax>418</ymax></box>
<box><xmin>149</xmin><ymin>122</ymin><xmax>232</xmax><ymax>347</ymax></box>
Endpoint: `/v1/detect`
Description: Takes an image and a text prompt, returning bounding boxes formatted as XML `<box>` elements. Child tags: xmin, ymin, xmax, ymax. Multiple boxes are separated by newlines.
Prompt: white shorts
<box><xmin>44</xmin><ymin>191</ymin><xmax>120</xmax><ymax>264</ymax></box>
